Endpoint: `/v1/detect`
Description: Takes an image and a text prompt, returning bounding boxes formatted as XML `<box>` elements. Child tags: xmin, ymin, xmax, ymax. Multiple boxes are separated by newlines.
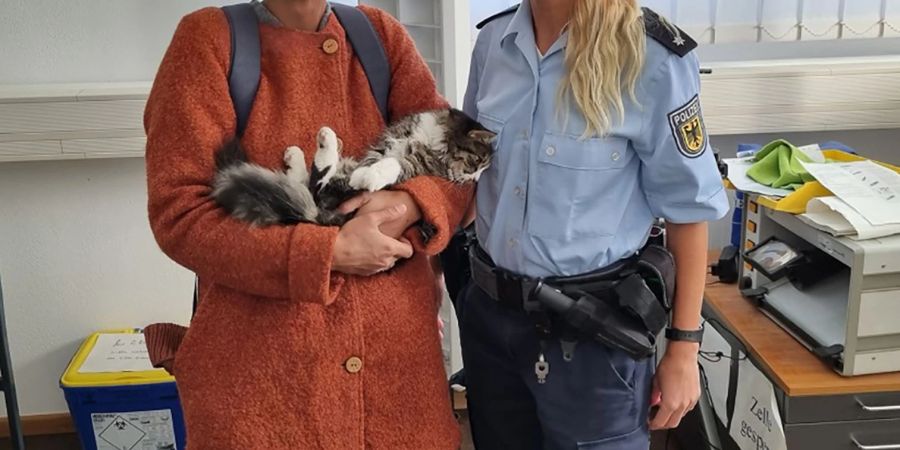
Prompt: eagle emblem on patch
<box><xmin>668</xmin><ymin>95</ymin><xmax>707</xmax><ymax>158</ymax></box>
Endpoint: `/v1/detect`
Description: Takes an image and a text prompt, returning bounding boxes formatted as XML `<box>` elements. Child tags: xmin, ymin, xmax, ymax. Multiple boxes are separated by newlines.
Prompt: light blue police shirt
<box><xmin>464</xmin><ymin>2</ymin><xmax>730</xmax><ymax>278</ymax></box>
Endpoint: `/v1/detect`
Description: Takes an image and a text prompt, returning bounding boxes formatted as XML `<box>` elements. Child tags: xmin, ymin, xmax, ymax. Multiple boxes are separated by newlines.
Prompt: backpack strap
<box><xmin>331</xmin><ymin>4</ymin><xmax>391</xmax><ymax>123</ymax></box>
<box><xmin>222</xmin><ymin>3</ymin><xmax>261</xmax><ymax>137</ymax></box>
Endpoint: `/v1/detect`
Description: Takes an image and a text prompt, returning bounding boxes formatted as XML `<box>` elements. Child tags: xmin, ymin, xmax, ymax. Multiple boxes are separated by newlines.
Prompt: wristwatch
<box><xmin>665</xmin><ymin>327</ymin><xmax>704</xmax><ymax>344</ymax></box>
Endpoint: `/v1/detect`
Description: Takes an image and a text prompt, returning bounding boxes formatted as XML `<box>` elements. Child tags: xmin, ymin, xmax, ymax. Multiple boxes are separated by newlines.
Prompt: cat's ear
<box><xmin>337</xmin><ymin>137</ymin><xmax>344</xmax><ymax>152</ymax></box>
<box><xmin>468</xmin><ymin>130</ymin><xmax>497</xmax><ymax>145</ymax></box>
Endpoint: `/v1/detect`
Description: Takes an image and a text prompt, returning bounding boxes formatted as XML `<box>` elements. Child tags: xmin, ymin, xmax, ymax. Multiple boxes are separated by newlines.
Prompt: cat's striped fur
<box><xmin>211</xmin><ymin>108</ymin><xmax>495</xmax><ymax>227</ymax></box>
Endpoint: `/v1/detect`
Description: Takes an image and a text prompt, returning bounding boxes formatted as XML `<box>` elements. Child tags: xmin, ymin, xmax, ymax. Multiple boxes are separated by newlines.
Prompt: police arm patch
<box><xmin>667</xmin><ymin>95</ymin><xmax>707</xmax><ymax>158</ymax></box>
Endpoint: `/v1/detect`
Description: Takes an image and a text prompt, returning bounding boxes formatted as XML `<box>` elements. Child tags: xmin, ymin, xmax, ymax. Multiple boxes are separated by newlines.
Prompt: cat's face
<box><xmin>445</xmin><ymin>109</ymin><xmax>496</xmax><ymax>182</ymax></box>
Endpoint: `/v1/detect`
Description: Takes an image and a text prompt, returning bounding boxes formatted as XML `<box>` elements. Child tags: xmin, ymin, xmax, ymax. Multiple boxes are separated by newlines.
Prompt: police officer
<box><xmin>459</xmin><ymin>1</ymin><xmax>730</xmax><ymax>449</ymax></box>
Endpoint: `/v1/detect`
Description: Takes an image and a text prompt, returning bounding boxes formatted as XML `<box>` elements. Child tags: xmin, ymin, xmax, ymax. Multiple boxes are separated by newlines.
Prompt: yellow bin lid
<box><xmin>60</xmin><ymin>329</ymin><xmax>174</xmax><ymax>388</ymax></box>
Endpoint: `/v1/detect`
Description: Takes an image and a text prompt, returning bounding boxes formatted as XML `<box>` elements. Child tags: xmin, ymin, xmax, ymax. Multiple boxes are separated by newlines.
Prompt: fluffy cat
<box><xmin>212</xmin><ymin>108</ymin><xmax>495</xmax><ymax>227</ymax></box>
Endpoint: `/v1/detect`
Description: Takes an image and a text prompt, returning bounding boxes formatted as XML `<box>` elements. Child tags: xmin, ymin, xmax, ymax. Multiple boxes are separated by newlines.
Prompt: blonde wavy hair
<box><xmin>560</xmin><ymin>0</ymin><xmax>646</xmax><ymax>137</ymax></box>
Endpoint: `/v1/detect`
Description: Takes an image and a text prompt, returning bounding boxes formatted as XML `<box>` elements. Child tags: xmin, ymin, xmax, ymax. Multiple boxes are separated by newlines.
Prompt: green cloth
<box><xmin>746</xmin><ymin>139</ymin><xmax>817</xmax><ymax>190</ymax></box>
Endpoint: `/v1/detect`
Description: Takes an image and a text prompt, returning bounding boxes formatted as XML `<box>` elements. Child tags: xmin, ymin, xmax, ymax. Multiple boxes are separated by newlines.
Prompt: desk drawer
<box><xmin>784</xmin><ymin>393</ymin><xmax>900</xmax><ymax>423</ymax></box>
<box><xmin>786</xmin><ymin>418</ymin><xmax>900</xmax><ymax>450</ymax></box>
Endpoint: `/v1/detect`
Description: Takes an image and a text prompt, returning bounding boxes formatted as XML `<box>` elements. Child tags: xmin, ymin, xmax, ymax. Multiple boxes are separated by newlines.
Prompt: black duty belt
<box><xmin>468</xmin><ymin>242</ymin><xmax>675</xmax><ymax>360</ymax></box>
<box><xmin>469</xmin><ymin>244</ymin><xmax>632</xmax><ymax>311</ymax></box>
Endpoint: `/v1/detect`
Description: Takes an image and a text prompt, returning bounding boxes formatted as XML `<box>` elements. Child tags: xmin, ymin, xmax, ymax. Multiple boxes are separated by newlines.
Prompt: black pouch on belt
<box><xmin>531</xmin><ymin>244</ymin><xmax>676</xmax><ymax>359</ymax></box>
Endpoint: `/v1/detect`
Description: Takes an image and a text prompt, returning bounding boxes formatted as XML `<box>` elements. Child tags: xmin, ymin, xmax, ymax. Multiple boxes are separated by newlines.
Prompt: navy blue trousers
<box><xmin>458</xmin><ymin>283</ymin><xmax>654</xmax><ymax>450</ymax></box>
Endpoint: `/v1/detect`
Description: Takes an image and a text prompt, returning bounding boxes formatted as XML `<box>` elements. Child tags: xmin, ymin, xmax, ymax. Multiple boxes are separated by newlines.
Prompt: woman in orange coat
<box><xmin>143</xmin><ymin>1</ymin><xmax>470</xmax><ymax>448</ymax></box>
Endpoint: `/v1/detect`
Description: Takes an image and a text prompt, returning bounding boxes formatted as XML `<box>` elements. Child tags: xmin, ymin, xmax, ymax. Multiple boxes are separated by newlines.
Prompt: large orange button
<box><xmin>323</xmin><ymin>38</ymin><xmax>339</xmax><ymax>55</ymax></box>
<box><xmin>345</xmin><ymin>356</ymin><xmax>363</xmax><ymax>374</ymax></box>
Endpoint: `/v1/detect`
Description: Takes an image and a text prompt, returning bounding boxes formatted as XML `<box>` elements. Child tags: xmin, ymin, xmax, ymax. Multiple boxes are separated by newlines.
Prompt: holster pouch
<box><xmin>531</xmin><ymin>244</ymin><xmax>676</xmax><ymax>360</ymax></box>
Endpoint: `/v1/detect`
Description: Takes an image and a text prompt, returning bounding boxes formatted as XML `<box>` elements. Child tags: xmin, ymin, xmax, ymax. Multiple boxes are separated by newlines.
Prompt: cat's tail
<box><xmin>214</xmin><ymin>139</ymin><xmax>249</xmax><ymax>171</ymax></box>
<box><xmin>211</xmin><ymin>142</ymin><xmax>320</xmax><ymax>227</ymax></box>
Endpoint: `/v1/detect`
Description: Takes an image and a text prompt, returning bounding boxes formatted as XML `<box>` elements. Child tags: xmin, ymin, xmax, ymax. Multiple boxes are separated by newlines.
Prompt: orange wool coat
<box><xmin>143</xmin><ymin>6</ymin><xmax>470</xmax><ymax>449</ymax></box>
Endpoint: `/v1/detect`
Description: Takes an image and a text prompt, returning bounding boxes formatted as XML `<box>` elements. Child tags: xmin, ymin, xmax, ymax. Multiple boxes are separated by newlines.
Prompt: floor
<box><xmin>2</xmin><ymin>414</ymin><xmax>679</xmax><ymax>450</ymax></box>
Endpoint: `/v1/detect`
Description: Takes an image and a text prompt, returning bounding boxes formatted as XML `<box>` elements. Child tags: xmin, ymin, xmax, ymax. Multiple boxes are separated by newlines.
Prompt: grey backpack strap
<box><xmin>222</xmin><ymin>3</ymin><xmax>261</xmax><ymax>137</ymax></box>
<box><xmin>331</xmin><ymin>4</ymin><xmax>391</xmax><ymax>123</ymax></box>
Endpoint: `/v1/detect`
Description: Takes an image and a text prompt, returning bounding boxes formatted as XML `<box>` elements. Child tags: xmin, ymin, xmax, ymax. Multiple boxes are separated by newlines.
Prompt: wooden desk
<box><xmin>702</xmin><ymin>269</ymin><xmax>900</xmax><ymax>450</ymax></box>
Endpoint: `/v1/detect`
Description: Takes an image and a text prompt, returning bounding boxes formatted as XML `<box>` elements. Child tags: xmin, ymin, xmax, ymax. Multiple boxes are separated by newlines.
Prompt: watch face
<box><xmin>746</xmin><ymin>239</ymin><xmax>801</xmax><ymax>275</ymax></box>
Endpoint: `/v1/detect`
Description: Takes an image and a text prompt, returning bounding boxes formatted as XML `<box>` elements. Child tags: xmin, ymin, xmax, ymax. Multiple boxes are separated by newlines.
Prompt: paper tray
<box><xmin>762</xmin><ymin>270</ymin><xmax>851</xmax><ymax>350</ymax></box>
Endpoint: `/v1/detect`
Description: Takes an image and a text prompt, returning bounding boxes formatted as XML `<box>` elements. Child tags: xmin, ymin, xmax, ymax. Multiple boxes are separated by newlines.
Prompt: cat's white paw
<box><xmin>284</xmin><ymin>146</ymin><xmax>305</xmax><ymax>169</ymax></box>
<box><xmin>284</xmin><ymin>146</ymin><xmax>309</xmax><ymax>187</ymax></box>
<box><xmin>314</xmin><ymin>127</ymin><xmax>340</xmax><ymax>173</ymax></box>
<box><xmin>349</xmin><ymin>158</ymin><xmax>403</xmax><ymax>192</ymax></box>
<box><xmin>317</xmin><ymin>127</ymin><xmax>339</xmax><ymax>151</ymax></box>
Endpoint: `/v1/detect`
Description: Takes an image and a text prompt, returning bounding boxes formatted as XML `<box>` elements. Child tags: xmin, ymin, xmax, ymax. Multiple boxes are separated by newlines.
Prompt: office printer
<box><xmin>738</xmin><ymin>194</ymin><xmax>900</xmax><ymax>376</ymax></box>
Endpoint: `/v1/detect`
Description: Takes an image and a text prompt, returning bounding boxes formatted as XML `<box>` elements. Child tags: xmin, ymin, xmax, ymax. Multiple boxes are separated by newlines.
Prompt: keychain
<box><xmin>535</xmin><ymin>353</ymin><xmax>549</xmax><ymax>384</ymax></box>
<box><xmin>535</xmin><ymin>339</ymin><xmax>550</xmax><ymax>384</ymax></box>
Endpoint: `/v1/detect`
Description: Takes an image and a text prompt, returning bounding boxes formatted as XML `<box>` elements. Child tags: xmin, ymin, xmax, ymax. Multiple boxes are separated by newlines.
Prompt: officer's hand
<box><xmin>339</xmin><ymin>191</ymin><xmax>422</xmax><ymax>240</ymax></box>
<box><xmin>332</xmin><ymin>204</ymin><xmax>415</xmax><ymax>276</ymax></box>
<box><xmin>649</xmin><ymin>341</ymin><xmax>701</xmax><ymax>430</ymax></box>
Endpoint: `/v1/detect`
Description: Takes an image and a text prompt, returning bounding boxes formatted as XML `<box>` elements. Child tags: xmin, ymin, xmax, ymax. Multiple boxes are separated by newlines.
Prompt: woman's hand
<box><xmin>332</xmin><ymin>204</ymin><xmax>415</xmax><ymax>276</ymax></box>
<box><xmin>649</xmin><ymin>341</ymin><xmax>701</xmax><ymax>430</ymax></box>
<box><xmin>339</xmin><ymin>191</ymin><xmax>423</xmax><ymax>239</ymax></box>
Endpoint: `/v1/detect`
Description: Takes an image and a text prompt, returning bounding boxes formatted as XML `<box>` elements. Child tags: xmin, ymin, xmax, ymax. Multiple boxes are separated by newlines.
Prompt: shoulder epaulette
<box><xmin>642</xmin><ymin>7</ymin><xmax>697</xmax><ymax>57</ymax></box>
<box><xmin>476</xmin><ymin>4</ymin><xmax>519</xmax><ymax>30</ymax></box>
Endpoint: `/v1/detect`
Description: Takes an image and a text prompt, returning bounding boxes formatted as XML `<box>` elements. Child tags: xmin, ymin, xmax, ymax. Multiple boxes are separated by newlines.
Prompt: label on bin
<box><xmin>91</xmin><ymin>409</ymin><xmax>177</xmax><ymax>450</ymax></box>
<box><xmin>80</xmin><ymin>334</ymin><xmax>155</xmax><ymax>373</ymax></box>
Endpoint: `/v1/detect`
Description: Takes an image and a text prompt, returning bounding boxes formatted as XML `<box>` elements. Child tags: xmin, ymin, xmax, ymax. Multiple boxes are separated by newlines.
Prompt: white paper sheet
<box><xmin>729</xmin><ymin>359</ymin><xmax>787</xmax><ymax>450</ymax></box>
<box><xmin>796</xmin><ymin>144</ymin><xmax>826</xmax><ymax>163</ymax></box>
<box><xmin>801</xmin><ymin>160</ymin><xmax>900</xmax><ymax>226</ymax></box>
<box><xmin>79</xmin><ymin>333</ymin><xmax>155</xmax><ymax>373</ymax></box>
<box><xmin>800</xmin><ymin>196</ymin><xmax>900</xmax><ymax>240</ymax></box>
<box><xmin>724</xmin><ymin>157</ymin><xmax>794</xmax><ymax>198</ymax></box>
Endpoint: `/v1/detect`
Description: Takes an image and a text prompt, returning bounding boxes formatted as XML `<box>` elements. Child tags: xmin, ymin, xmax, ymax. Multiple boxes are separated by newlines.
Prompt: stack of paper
<box><xmin>798</xmin><ymin>161</ymin><xmax>900</xmax><ymax>240</ymax></box>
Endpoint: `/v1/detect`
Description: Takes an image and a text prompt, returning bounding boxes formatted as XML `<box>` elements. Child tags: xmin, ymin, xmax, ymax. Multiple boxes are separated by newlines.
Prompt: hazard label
<box><xmin>91</xmin><ymin>409</ymin><xmax>177</xmax><ymax>450</ymax></box>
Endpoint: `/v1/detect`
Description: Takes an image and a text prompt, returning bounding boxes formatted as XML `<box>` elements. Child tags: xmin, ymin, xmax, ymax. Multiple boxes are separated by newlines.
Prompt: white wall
<box><xmin>0</xmin><ymin>0</ymin><xmax>230</xmax><ymax>416</ymax></box>
<box><xmin>0</xmin><ymin>0</ymin><xmax>235</xmax><ymax>84</ymax></box>
<box><xmin>0</xmin><ymin>160</ymin><xmax>193</xmax><ymax>415</ymax></box>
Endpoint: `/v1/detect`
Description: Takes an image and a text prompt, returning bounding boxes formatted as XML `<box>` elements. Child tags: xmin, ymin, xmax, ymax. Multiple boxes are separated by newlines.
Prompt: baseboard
<box><xmin>0</xmin><ymin>413</ymin><xmax>75</xmax><ymax>438</ymax></box>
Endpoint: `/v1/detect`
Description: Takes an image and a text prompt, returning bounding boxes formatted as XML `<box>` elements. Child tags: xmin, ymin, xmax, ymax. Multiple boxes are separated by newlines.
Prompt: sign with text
<box><xmin>728</xmin><ymin>359</ymin><xmax>787</xmax><ymax>450</ymax></box>
<box><xmin>79</xmin><ymin>333</ymin><xmax>155</xmax><ymax>373</ymax></box>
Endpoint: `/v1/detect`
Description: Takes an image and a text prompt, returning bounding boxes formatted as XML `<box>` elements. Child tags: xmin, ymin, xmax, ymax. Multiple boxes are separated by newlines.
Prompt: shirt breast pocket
<box><xmin>476</xmin><ymin>113</ymin><xmax>504</xmax><ymax>151</ymax></box>
<box><xmin>529</xmin><ymin>132</ymin><xmax>633</xmax><ymax>239</ymax></box>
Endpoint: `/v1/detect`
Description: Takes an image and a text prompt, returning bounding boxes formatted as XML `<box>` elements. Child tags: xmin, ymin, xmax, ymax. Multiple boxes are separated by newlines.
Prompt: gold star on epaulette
<box><xmin>673</xmin><ymin>35</ymin><xmax>686</xmax><ymax>46</ymax></box>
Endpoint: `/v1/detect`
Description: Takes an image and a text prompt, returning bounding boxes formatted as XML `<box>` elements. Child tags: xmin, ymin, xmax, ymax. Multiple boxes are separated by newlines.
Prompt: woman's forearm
<box><xmin>665</xmin><ymin>222</ymin><xmax>709</xmax><ymax>331</ymax></box>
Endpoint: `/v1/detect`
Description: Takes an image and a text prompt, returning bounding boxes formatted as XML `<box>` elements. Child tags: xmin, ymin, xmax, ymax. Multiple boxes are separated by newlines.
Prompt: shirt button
<box><xmin>514</xmin><ymin>186</ymin><xmax>524</xmax><ymax>198</ymax></box>
<box><xmin>520</xmin><ymin>130</ymin><xmax>529</xmax><ymax>139</ymax></box>
<box><xmin>344</xmin><ymin>356</ymin><xmax>363</xmax><ymax>374</ymax></box>
<box><xmin>611</xmin><ymin>151</ymin><xmax>621</xmax><ymax>161</ymax></box>
<box><xmin>508</xmin><ymin>238</ymin><xmax>518</xmax><ymax>248</ymax></box>
<box><xmin>545</xmin><ymin>146</ymin><xmax>556</xmax><ymax>157</ymax></box>
<box><xmin>323</xmin><ymin>38</ymin><xmax>339</xmax><ymax>55</ymax></box>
